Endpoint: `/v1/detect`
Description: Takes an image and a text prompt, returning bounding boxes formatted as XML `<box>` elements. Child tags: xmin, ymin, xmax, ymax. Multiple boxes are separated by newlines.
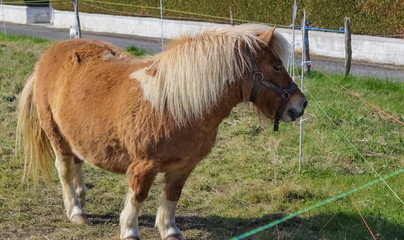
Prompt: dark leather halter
<box><xmin>247</xmin><ymin>49</ymin><xmax>299</xmax><ymax>131</ymax></box>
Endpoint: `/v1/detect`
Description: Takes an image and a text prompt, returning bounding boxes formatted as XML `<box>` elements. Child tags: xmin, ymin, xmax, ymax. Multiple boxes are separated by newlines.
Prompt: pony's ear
<box><xmin>259</xmin><ymin>26</ymin><xmax>277</xmax><ymax>46</ymax></box>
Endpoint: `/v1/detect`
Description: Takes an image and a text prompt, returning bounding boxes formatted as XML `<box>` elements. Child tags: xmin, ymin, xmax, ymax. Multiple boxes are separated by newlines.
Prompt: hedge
<box><xmin>305</xmin><ymin>0</ymin><xmax>404</xmax><ymax>36</ymax></box>
<box><xmin>7</xmin><ymin>0</ymin><xmax>404</xmax><ymax>36</ymax></box>
<box><xmin>4</xmin><ymin>0</ymin><xmax>49</xmax><ymax>6</ymax></box>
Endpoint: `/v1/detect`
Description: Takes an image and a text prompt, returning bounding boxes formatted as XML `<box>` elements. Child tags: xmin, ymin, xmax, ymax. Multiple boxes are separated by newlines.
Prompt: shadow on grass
<box><xmin>87</xmin><ymin>213</ymin><xmax>119</xmax><ymax>225</ymax></box>
<box><xmin>87</xmin><ymin>211</ymin><xmax>404</xmax><ymax>239</ymax></box>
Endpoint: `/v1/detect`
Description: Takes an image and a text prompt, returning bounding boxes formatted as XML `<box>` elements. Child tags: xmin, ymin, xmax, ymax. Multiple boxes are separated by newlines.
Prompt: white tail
<box><xmin>16</xmin><ymin>74</ymin><xmax>54</xmax><ymax>184</ymax></box>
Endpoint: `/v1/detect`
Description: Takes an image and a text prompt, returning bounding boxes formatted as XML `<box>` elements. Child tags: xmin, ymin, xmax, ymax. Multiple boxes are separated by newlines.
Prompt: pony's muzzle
<box><xmin>284</xmin><ymin>98</ymin><xmax>308</xmax><ymax>122</ymax></box>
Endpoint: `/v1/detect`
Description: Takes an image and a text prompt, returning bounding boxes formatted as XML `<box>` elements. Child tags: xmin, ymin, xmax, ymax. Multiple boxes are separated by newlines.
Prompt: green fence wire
<box><xmin>230</xmin><ymin>154</ymin><xmax>404</xmax><ymax>239</ymax></box>
<box><xmin>230</xmin><ymin>79</ymin><xmax>404</xmax><ymax>239</ymax></box>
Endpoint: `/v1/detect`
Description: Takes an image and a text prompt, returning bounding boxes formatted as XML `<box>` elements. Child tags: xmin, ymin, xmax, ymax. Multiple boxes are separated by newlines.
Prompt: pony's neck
<box><xmin>193</xmin><ymin>76</ymin><xmax>251</xmax><ymax>130</ymax></box>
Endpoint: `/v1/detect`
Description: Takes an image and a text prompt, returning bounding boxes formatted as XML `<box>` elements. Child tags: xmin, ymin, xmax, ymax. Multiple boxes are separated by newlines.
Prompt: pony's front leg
<box><xmin>120</xmin><ymin>161</ymin><xmax>158</xmax><ymax>240</ymax></box>
<box><xmin>54</xmin><ymin>150</ymin><xmax>88</xmax><ymax>224</ymax></box>
<box><xmin>120</xmin><ymin>189</ymin><xmax>143</xmax><ymax>240</ymax></box>
<box><xmin>156</xmin><ymin>169</ymin><xmax>193</xmax><ymax>240</ymax></box>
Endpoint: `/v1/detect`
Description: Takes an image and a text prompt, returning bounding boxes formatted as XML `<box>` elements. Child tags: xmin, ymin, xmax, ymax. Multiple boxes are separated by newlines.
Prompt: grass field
<box><xmin>0</xmin><ymin>33</ymin><xmax>403</xmax><ymax>240</ymax></box>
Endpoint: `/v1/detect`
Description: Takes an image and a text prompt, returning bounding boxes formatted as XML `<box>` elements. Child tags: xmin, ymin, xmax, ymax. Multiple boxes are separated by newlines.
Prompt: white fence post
<box><xmin>160</xmin><ymin>0</ymin><xmax>164</xmax><ymax>51</ymax></box>
<box><xmin>299</xmin><ymin>10</ymin><xmax>310</xmax><ymax>172</ymax></box>
<box><xmin>1</xmin><ymin>0</ymin><xmax>6</xmax><ymax>35</ymax></box>
<box><xmin>229</xmin><ymin>6</ymin><xmax>233</xmax><ymax>26</ymax></box>
<box><xmin>287</xmin><ymin>0</ymin><xmax>297</xmax><ymax>78</ymax></box>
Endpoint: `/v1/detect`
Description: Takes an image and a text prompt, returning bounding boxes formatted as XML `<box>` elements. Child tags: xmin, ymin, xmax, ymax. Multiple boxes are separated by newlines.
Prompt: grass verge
<box><xmin>126</xmin><ymin>45</ymin><xmax>147</xmax><ymax>57</ymax></box>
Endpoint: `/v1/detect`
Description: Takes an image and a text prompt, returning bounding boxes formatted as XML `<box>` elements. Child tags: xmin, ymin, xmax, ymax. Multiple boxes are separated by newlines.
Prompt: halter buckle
<box><xmin>282</xmin><ymin>89</ymin><xmax>291</xmax><ymax>100</ymax></box>
<box><xmin>253</xmin><ymin>72</ymin><xmax>264</xmax><ymax>82</ymax></box>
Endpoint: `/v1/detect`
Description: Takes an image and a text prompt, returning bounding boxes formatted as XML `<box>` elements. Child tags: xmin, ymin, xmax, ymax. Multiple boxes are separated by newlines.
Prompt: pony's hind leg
<box><xmin>54</xmin><ymin>148</ymin><xmax>88</xmax><ymax>224</ymax></box>
<box><xmin>72</xmin><ymin>156</ymin><xmax>87</xmax><ymax>207</ymax></box>
<box><xmin>155</xmin><ymin>169</ymin><xmax>193</xmax><ymax>240</ymax></box>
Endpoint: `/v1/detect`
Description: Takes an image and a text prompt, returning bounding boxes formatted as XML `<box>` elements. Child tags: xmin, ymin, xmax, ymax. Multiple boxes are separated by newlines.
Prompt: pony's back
<box><xmin>20</xmin><ymin>39</ymin><xmax>151</xmax><ymax>175</ymax></box>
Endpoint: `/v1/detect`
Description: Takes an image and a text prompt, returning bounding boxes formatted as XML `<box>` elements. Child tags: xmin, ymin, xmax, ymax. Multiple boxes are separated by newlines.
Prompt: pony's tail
<box><xmin>16</xmin><ymin>73</ymin><xmax>54</xmax><ymax>185</ymax></box>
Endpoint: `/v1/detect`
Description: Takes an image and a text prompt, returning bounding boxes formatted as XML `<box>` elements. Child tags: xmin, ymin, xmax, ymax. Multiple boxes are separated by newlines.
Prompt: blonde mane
<box><xmin>131</xmin><ymin>24</ymin><xmax>290</xmax><ymax>125</ymax></box>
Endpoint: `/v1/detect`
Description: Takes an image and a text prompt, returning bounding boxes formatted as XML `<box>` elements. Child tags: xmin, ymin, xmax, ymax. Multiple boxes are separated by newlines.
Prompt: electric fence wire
<box><xmin>310</xmin><ymin>66</ymin><xmax>404</xmax><ymax>205</ymax></box>
<box><xmin>230</xmin><ymin>168</ymin><xmax>404</xmax><ymax>239</ymax></box>
<box><xmin>312</xmin><ymin>65</ymin><xmax>404</xmax><ymax>126</ymax></box>
<box><xmin>307</xmin><ymin>87</ymin><xmax>404</xmax><ymax>205</ymax></box>
<box><xmin>231</xmin><ymin>70</ymin><xmax>404</xmax><ymax>239</ymax></box>
<box><xmin>338</xmin><ymin>178</ymin><xmax>377</xmax><ymax>240</ymax></box>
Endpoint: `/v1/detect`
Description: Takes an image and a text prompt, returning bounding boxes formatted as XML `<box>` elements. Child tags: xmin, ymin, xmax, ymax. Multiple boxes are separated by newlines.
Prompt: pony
<box><xmin>17</xmin><ymin>24</ymin><xmax>307</xmax><ymax>240</ymax></box>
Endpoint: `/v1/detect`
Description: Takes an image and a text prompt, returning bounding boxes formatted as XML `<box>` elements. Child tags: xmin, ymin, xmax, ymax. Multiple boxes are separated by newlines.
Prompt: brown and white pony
<box><xmin>17</xmin><ymin>24</ymin><xmax>307</xmax><ymax>240</ymax></box>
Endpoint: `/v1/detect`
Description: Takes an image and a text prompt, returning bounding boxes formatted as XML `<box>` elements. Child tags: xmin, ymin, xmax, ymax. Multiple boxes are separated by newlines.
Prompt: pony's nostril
<box><xmin>287</xmin><ymin>109</ymin><xmax>296</xmax><ymax>121</ymax></box>
<box><xmin>288</xmin><ymin>108</ymin><xmax>304</xmax><ymax>119</ymax></box>
<box><xmin>303</xmin><ymin>99</ymin><xmax>308</xmax><ymax>109</ymax></box>
<box><xmin>288</xmin><ymin>108</ymin><xmax>302</xmax><ymax>120</ymax></box>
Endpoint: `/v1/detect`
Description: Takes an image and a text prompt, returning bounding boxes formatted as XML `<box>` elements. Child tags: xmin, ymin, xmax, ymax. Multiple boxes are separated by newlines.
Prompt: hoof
<box><xmin>71</xmin><ymin>213</ymin><xmax>89</xmax><ymax>224</ymax></box>
<box><xmin>166</xmin><ymin>234</ymin><xmax>184</xmax><ymax>240</ymax></box>
<box><xmin>124</xmin><ymin>238</ymin><xmax>140</xmax><ymax>240</ymax></box>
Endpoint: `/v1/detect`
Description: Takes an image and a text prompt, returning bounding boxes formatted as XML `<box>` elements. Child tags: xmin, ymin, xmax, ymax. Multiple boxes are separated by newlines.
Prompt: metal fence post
<box><xmin>344</xmin><ymin>17</ymin><xmax>352</xmax><ymax>78</ymax></box>
<box><xmin>73</xmin><ymin>0</ymin><xmax>81</xmax><ymax>38</ymax></box>
<box><xmin>303</xmin><ymin>17</ymin><xmax>311</xmax><ymax>74</ymax></box>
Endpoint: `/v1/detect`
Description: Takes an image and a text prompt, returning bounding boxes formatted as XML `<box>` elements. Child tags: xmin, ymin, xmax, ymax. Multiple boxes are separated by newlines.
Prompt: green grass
<box><xmin>1</xmin><ymin>33</ymin><xmax>403</xmax><ymax>239</ymax></box>
<box><xmin>126</xmin><ymin>45</ymin><xmax>147</xmax><ymax>57</ymax></box>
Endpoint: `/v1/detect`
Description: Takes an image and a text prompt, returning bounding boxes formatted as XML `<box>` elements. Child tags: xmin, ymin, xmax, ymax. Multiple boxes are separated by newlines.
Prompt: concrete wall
<box><xmin>52</xmin><ymin>10</ymin><xmax>404</xmax><ymax>66</ymax></box>
<box><xmin>2</xmin><ymin>4</ymin><xmax>50</xmax><ymax>24</ymax></box>
<box><xmin>286</xmin><ymin>28</ymin><xmax>404</xmax><ymax>66</ymax></box>
<box><xmin>52</xmin><ymin>10</ymin><xmax>220</xmax><ymax>39</ymax></box>
<box><xmin>2</xmin><ymin>5</ymin><xmax>403</xmax><ymax>66</ymax></box>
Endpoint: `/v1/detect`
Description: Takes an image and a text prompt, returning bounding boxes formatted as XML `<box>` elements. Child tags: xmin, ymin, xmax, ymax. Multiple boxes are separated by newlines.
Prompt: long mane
<box><xmin>131</xmin><ymin>24</ymin><xmax>289</xmax><ymax>125</ymax></box>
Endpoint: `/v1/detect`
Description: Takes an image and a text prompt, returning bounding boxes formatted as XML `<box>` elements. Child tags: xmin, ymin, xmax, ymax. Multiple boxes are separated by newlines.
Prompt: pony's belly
<box><xmin>153</xmin><ymin>129</ymin><xmax>219</xmax><ymax>173</ymax></box>
<box><xmin>73</xmin><ymin>147</ymin><xmax>131</xmax><ymax>175</ymax></box>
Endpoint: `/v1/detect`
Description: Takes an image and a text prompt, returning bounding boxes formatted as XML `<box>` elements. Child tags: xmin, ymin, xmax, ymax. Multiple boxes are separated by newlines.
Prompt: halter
<box><xmin>247</xmin><ymin>49</ymin><xmax>299</xmax><ymax>131</ymax></box>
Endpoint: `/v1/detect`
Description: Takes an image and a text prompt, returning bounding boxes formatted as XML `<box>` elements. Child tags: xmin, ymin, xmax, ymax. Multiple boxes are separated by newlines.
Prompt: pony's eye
<box><xmin>273</xmin><ymin>65</ymin><xmax>282</xmax><ymax>72</ymax></box>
